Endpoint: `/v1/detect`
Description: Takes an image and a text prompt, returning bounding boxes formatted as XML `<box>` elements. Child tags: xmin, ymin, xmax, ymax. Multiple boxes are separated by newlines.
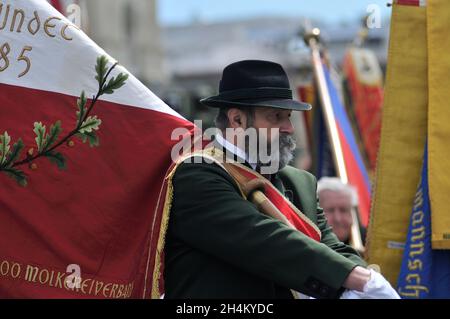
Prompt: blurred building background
<box><xmin>161</xmin><ymin>17</ymin><xmax>389</xmax><ymax>124</ymax></box>
<box><xmin>66</xmin><ymin>0</ymin><xmax>389</xmax><ymax>121</ymax></box>
<box><xmin>80</xmin><ymin>0</ymin><xmax>167</xmax><ymax>90</ymax></box>
<box><xmin>55</xmin><ymin>0</ymin><xmax>390</xmax><ymax>169</ymax></box>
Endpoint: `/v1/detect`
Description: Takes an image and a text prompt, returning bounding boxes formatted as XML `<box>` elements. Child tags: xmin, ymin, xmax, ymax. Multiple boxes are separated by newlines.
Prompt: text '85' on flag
<box><xmin>0</xmin><ymin>0</ymin><xmax>193</xmax><ymax>298</ymax></box>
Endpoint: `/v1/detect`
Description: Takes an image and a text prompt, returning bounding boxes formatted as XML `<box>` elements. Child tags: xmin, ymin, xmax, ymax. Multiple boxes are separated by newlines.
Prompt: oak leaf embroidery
<box><xmin>0</xmin><ymin>55</ymin><xmax>128</xmax><ymax>186</ymax></box>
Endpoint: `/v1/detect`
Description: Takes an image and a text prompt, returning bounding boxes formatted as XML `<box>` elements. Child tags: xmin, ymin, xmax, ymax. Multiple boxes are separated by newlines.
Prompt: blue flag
<box><xmin>397</xmin><ymin>142</ymin><xmax>450</xmax><ymax>298</ymax></box>
<box><xmin>313</xmin><ymin>64</ymin><xmax>371</xmax><ymax>226</ymax></box>
<box><xmin>312</xmin><ymin>99</ymin><xmax>335</xmax><ymax>179</ymax></box>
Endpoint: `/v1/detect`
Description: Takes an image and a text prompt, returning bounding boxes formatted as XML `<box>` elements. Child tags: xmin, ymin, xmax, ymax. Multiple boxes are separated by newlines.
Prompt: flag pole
<box><xmin>304</xmin><ymin>27</ymin><xmax>365</xmax><ymax>253</ymax></box>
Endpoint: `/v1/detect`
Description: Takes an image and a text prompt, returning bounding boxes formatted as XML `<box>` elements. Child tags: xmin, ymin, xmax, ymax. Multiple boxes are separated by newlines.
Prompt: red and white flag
<box><xmin>0</xmin><ymin>0</ymin><xmax>193</xmax><ymax>298</ymax></box>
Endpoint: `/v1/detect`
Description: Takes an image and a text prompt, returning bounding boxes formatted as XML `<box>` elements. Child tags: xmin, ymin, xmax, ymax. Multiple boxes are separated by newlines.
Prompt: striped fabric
<box><xmin>396</xmin><ymin>0</ymin><xmax>426</xmax><ymax>7</ymax></box>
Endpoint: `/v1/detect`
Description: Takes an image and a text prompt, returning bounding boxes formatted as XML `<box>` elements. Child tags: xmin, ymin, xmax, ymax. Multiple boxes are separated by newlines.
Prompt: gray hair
<box><xmin>317</xmin><ymin>177</ymin><xmax>358</xmax><ymax>206</ymax></box>
<box><xmin>214</xmin><ymin>107</ymin><xmax>254</xmax><ymax>131</ymax></box>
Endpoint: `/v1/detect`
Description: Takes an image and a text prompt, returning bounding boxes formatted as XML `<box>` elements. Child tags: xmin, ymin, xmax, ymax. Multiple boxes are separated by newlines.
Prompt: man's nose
<box><xmin>280</xmin><ymin>119</ymin><xmax>295</xmax><ymax>135</ymax></box>
<box><xmin>334</xmin><ymin>213</ymin><xmax>343</xmax><ymax>223</ymax></box>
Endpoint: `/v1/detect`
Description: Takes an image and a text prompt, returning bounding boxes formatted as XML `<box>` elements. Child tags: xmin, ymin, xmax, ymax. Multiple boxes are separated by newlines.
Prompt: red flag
<box><xmin>396</xmin><ymin>0</ymin><xmax>425</xmax><ymax>6</ymax></box>
<box><xmin>0</xmin><ymin>0</ymin><xmax>193</xmax><ymax>298</ymax></box>
<box><xmin>49</xmin><ymin>0</ymin><xmax>63</xmax><ymax>13</ymax></box>
<box><xmin>343</xmin><ymin>48</ymin><xmax>383</xmax><ymax>171</ymax></box>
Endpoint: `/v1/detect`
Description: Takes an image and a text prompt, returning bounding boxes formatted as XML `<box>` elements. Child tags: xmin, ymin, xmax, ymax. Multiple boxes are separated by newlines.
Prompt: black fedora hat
<box><xmin>200</xmin><ymin>60</ymin><xmax>311</xmax><ymax>111</ymax></box>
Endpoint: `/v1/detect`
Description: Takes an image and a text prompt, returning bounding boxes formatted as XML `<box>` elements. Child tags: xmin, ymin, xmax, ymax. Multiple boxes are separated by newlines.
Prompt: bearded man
<box><xmin>163</xmin><ymin>60</ymin><xmax>398</xmax><ymax>299</ymax></box>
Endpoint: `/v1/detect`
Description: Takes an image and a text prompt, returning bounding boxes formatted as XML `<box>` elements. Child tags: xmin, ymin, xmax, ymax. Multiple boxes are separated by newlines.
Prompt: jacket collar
<box><xmin>214</xmin><ymin>133</ymin><xmax>257</xmax><ymax>170</ymax></box>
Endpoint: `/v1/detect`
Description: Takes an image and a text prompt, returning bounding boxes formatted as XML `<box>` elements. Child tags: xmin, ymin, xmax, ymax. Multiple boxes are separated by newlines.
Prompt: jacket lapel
<box><xmin>278</xmin><ymin>167</ymin><xmax>319</xmax><ymax>224</ymax></box>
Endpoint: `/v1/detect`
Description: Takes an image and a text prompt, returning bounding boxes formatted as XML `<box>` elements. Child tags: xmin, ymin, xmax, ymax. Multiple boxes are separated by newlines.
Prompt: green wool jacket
<box><xmin>164</xmin><ymin>160</ymin><xmax>366</xmax><ymax>299</ymax></box>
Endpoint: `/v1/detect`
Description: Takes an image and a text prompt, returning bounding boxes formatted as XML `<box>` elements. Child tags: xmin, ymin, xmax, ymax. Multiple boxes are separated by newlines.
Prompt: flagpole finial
<box><xmin>303</xmin><ymin>27</ymin><xmax>321</xmax><ymax>47</ymax></box>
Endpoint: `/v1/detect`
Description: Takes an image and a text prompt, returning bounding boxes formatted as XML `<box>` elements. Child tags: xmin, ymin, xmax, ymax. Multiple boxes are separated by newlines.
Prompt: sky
<box><xmin>157</xmin><ymin>0</ymin><xmax>392</xmax><ymax>26</ymax></box>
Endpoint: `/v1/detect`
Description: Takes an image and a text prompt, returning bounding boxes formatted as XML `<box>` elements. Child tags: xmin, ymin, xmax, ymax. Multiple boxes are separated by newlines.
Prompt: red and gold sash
<box><xmin>147</xmin><ymin>147</ymin><xmax>321</xmax><ymax>298</ymax></box>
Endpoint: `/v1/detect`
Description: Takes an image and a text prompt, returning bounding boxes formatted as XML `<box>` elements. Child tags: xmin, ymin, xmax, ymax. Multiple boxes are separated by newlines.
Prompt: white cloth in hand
<box><xmin>340</xmin><ymin>269</ymin><xmax>401</xmax><ymax>299</ymax></box>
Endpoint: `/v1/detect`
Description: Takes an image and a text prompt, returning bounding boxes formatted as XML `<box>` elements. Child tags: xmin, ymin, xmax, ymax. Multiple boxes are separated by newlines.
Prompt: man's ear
<box><xmin>227</xmin><ymin>108</ymin><xmax>246</xmax><ymax>129</ymax></box>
